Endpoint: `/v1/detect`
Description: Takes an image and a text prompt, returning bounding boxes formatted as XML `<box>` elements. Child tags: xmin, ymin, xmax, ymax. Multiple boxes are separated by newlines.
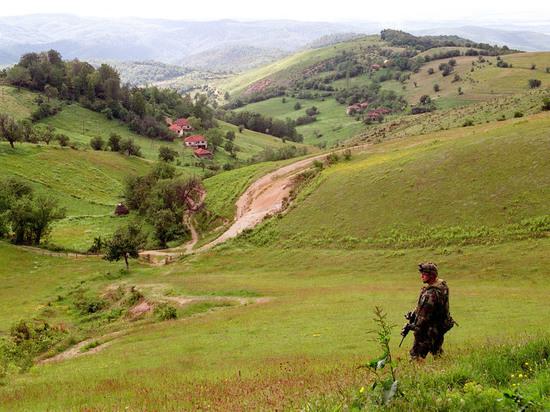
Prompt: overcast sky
<box><xmin>0</xmin><ymin>0</ymin><xmax>548</xmax><ymax>23</ymax></box>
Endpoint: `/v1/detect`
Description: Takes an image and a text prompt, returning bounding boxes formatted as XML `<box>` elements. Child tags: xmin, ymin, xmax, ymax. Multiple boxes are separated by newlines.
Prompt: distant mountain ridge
<box><xmin>413</xmin><ymin>26</ymin><xmax>550</xmax><ymax>51</ymax></box>
<box><xmin>0</xmin><ymin>14</ymin><xmax>359</xmax><ymax>65</ymax></box>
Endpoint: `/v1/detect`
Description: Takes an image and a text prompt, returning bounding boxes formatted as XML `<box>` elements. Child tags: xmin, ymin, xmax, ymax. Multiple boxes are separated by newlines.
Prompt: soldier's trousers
<box><xmin>410</xmin><ymin>327</ymin><xmax>444</xmax><ymax>359</ymax></box>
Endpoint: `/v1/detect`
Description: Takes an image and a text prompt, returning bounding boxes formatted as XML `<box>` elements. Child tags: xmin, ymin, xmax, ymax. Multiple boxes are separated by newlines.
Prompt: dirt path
<box><xmin>138</xmin><ymin>144</ymin><xmax>369</xmax><ymax>261</ymax></box>
<box><xmin>197</xmin><ymin>145</ymin><xmax>368</xmax><ymax>252</ymax></box>
<box><xmin>139</xmin><ymin>189</ymin><xmax>205</xmax><ymax>263</ymax></box>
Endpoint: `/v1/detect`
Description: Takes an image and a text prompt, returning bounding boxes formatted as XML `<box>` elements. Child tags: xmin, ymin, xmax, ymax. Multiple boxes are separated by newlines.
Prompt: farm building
<box><xmin>184</xmin><ymin>135</ymin><xmax>208</xmax><ymax>149</ymax></box>
<box><xmin>194</xmin><ymin>148</ymin><xmax>213</xmax><ymax>159</ymax></box>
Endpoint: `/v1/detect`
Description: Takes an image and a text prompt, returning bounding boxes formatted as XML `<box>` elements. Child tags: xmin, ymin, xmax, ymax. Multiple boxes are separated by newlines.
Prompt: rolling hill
<box><xmin>0</xmin><ymin>29</ymin><xmax>549</xmax><ymax>412</ymax></box>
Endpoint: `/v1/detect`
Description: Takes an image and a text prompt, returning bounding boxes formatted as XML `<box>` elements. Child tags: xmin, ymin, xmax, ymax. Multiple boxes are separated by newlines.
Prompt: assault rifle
<box><xmin>399</xmin><ymin>311</ymin><xmax>416</xmax><ymax>347</ymax></box>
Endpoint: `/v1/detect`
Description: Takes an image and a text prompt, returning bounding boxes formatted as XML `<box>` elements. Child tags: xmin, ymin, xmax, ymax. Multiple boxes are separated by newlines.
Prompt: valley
<box><xmin>0</xmin><ymin>28</ymin><xmax>549</xmax><ymax>411</ymax></box>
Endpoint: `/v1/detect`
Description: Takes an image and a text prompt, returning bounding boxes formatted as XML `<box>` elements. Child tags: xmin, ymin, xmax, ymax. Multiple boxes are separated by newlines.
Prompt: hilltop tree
<box><xmin>0</xmin><ymin>114</ymin><xmax>21</xmax><ymax>148</ymax></box>
<box><xmin>103</xmin><ymin>223</ymin><xmax>146</xmax><ymax>270</ymax></box>
<box><xmin>528</xmin><ymin>79</ymin><xmax>541</xmax><ymax>89</ymax></box>
<box><xmin>6</xmin><ymin>66</ymin><xmax>31</xmax><ymax>90</ymax></box>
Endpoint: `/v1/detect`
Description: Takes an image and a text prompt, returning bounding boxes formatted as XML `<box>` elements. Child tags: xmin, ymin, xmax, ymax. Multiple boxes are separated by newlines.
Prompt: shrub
<box><xmin>90</xmin><ymin>136</ymin><xmax>104</xmax><ymax>150</ymax></box>
<box><xmin>427</xmin><ymin>68</ymin><xmax>434</xmax><ymax>75</ymax></box>
<box><xmin>462</xmin><ymin>119</ymin><xmax>474</xmax><ymax>127</ymax></box>
<box><xmin>154</xmin><ymin>304</ymin><xmax>178</xmax><ymax>321</ymax></box>
<box><xmin>528</xmin><ymin>79</ymin><xmax>541</xmax><ymax>89</ymax></box>
<box><xmin>542</xmin><ymin>97</ymin><xmax>550</xmax><ymax>111</ymax></box>
<box><xmin>433</xmin><ymin>84</ymin><xmax>440</xmax><ymax>92</ymax></box>
<box><xmin>56</xmin><ymin>134</ymin><xmax>70</xmax><ymax>147</ymax></box>
<box><xmin>513</xmin><ymin>111</ymin><xmax>524</xmax><ymax>118</ymax></box>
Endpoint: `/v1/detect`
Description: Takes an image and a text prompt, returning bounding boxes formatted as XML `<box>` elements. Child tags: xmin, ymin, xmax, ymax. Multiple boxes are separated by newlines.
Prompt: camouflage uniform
<box><xmin>410</xmin><ymin>278</ymin><xmax>450</xmax><ymax>359</ymax></box>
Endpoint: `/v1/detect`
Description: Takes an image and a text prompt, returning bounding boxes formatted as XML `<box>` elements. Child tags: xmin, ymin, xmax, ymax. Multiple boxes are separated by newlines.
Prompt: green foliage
<box><xmin>154</xmin><ymin>304</ymin><xmax>178</xmax><ymax>321</ymax></box>
<box><xmin>90</xmin><ymin>136</ymin><xmax>105</xmax><ymax>150</ymax></box>
<box><xmin>158</xmin><ymin>146</ymin><xmax>178</xmax><ymax>162</ymax></box>
<box><xmin>0</xmin><ymin>178</ymin><xmax>65</xmax><ymax>245</ymax></box>
<box><xmin>103</xmin><ymin>223</ymin><xmax>146</xmax><ymax>269</ymax></box>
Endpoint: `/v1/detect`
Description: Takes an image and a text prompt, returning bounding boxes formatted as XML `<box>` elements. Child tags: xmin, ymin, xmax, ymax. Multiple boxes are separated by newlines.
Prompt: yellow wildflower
<box><xmin>359</xmin><ymin>387</ymin><xmax>365</xmax><ymax>394</ymax></box>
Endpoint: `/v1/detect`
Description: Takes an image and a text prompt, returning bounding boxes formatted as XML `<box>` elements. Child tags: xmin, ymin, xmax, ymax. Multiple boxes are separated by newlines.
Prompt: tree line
<box><xmin>1</xmin><ymin>50</ymin><xmax>217</xmax><ymax>140</ymax></box>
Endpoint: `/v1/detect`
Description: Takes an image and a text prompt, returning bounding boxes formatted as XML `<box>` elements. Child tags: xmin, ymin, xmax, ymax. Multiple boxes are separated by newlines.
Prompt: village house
<box><xmin>346</xmin><ymin>101</ymin><xmax>369</xmax><ymax>115</ymax></box>
<box><xmin>184</xmin><ymin>134</ymin><xmax>208</xmax><ymax>149</ymax></box>
<box><xmin>167</xmin><ymin>118</ymin><xmax>194</xmax><ymax>137</ymax></box>
<box><xmin>194</xmin><ymin>148</ymin><xmax>213</xmax><ymax>159</ymax></box>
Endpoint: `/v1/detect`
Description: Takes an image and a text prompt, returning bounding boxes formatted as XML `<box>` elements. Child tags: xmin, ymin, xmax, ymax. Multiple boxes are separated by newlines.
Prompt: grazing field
<box><xmin>0</xmin><ymin>85</ymin><xmax>38</xmax><ymax>120</ymax></box>
<box><xmin>0</xmin><ymin>237</ymin><xmax>549</xmax><ymax>410</ymax></box>
<box><xmin>405</xmin><ymin>52</ymin><xmax>550</xmax><ymax>105</ymax></box>
<box><xmin>243</xmin><ymin>112</ymin><xmax>550</xmax><ymax>249</ymax></box>
<box><xmin>235</xmin><ymin>97</ymin><xmax>365</xmax><ymax>146</ymax></box>
<box><xmin>0</xmin><ymin>143</ymin><xmax>154</xmax><ymax>251</ymax></box>
<box><xmin>1</xmin><ymin>104</ymin><xmax>549</xmax><ymax>410</ymax></box>
<box><xmin>215</xmin><ymin>36</ymin><xmax>382</xmax><ymax>96</ymax></box>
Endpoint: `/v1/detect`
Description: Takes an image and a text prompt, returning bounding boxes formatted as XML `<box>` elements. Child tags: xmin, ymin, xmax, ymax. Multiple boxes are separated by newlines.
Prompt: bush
<box><xmin>56</xmin><ymin>134</ymin><xmax>70</xmax><ymax>147</ymax></box>
<box><xmin>462</xmin><ymin>119</ymin><xmax>474</xmax><ymax>127</ymax></box>
<box><xmin>90</xmin><ymin>136</ymin><xmax>104</xmax><ymax>150</ymax></box>
<box><xmin>294</xmin><ymin>102</ymin><xmax>302</xmax><ymax>110</ymax></box>
<box><xmin>154</xmin><ymin>304</ymin><xmax>178</xmax><ymax>321</ymax></box>
<box><xmin>158</xmin><ymin>146</ymin><xmax>178</xmax><ymax>162</ymax></box>
<box><xmin>427</xmin><ymin>67</ymin><xmax>435</xmax><ymax>75</ymax></box>
<box><xmin>433</xmin><ymin>84</ymin><xmax>440</xmax><ymax>92</ymax></box>
<box><xmin>528</xmin><ymin>79</ymin><xmax>541</xmax><ymax>89</ymax></box>
<box><xmin>513</xmin><ymin>111</ymin><xmax>524</xmax><ymax>118</ymax></box>
<box><xmin>542</xmin><ymin>97</ymin><xmax>550</xmax><ymax>111</ymax></box>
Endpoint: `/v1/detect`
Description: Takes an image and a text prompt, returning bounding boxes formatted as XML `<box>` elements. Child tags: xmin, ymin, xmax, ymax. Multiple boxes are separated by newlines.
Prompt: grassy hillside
<box><xmin>216</xmin><ymin>36</ymin><xmax>383</xmax><ymax>96</ymax></box>
<box><xmin>0</xmin><ymin>85</ymin><xmax>38</xmax><ymax>120</ymax></box>
<box><xmin>0</xmin><ymin>143</ymin><xmax>152</xmax><ymax>251</ymax></box>
<box><xmin>239</xmin><ymin>112</ymin><xmax>550</xmax><ymax>249</ymax></box>
<box><xmin>235</xmin><ymin>97</ymin><xmax>365</xmax><ymax>146</ymax></box>
<box><xmin>404</xmin><ymin>52</ymin><xmax>550</xmax><ymax>107</ymax></box>
<box><xmin>0</xmin><ymin>237</ymin><xmax>549</xmax><ymax>410</ymax></box>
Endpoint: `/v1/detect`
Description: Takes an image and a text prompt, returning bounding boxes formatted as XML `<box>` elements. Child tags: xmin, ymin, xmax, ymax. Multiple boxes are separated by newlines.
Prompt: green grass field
<box><xmin>0</xmin><ymin>143</ymin><xmax>154</xmax><ymax>251</ymax></box>
<box><xmin>235</xmin><ymin>97</ymin><xmax>365</xmax><ymax>146</ymax></box>
<box><xmin>405</xmin><ymin>52</ymin><xmax>550</xmax><ymax>105</ymax></box>
<box><xmin>0</xmin><ymin>236</ymin><xmax>548</xmax><ymax>410</ymax></box>
<box><xmin>215</xmin><ymin>36</ymin><xmax>383</xmax><ymax>96</ymax></box>
<box><xmin>243</xmin><ymin>112</ymin><xmax>550</xmax><ymax>249</ymax></box>
<box><xmin>0</xmin><ymin>85</ymin><xmax>39</xmax><ymax>120</ymax></box>
<box><xmin>0</xmin><ymin>103</ymin><xmax>548</xmax><ymax>410</ymax></box>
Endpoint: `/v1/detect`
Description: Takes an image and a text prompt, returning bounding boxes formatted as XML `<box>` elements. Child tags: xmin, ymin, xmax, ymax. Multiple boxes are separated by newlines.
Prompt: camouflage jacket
<box><xmin>414</xmin><ymin>278</ymin><xmax>449</xmax><ymax>332</ymax></box>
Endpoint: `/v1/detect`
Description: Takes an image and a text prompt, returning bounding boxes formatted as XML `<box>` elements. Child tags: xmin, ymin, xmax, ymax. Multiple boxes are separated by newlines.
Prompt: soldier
<box><xmin>408</xmin><ymin>262</ymin><xmax>454</xmax><ymax>360</ymax></box>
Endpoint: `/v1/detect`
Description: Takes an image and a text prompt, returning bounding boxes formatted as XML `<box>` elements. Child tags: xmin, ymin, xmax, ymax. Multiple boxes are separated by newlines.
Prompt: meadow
<box><xmin>0</xmin><ymin>236</ymin><xmax>548</xmax><ymax>410</ymax></box>
<box><xmin>235</xmin><ymin>97</ymin><xmax>365</xmax><ymax>146</ymax></box>
<box><xmin>244</xmin><ymin>112</ymin><xmax>550</xmax><ymax>249</ymax></box>
<box><xmin>0</xmin><ymin>104</ymin><xmax>549</xmax><ymax>410</ymax></box>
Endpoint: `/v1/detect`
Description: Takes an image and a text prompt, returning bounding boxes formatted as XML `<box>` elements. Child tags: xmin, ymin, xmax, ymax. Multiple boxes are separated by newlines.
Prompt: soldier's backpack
<box><xmin>427</xmin><ymin>280</ymin><xmax>457</xmax><ymax>334</ymax></box>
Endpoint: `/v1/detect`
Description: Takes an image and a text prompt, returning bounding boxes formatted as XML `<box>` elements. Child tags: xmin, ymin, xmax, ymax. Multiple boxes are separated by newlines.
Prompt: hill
<box><xmin>239</xmin><ymin>112</ymin><xmax>550</xmax><ymax>249</ymax></box>
<box><xmin>182</xmin><ymin>45</ymin><xmax>288</xmax><ymax>73</ymax></box>
<box><xmin>0</xmin><ymin>29</ymin><xmax>549</xmax><ymax>412</ymax></box>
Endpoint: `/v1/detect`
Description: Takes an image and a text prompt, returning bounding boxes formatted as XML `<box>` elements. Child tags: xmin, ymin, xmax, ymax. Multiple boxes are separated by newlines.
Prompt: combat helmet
<box><xmin>418</xmin><ymin>262</ymin><xmax>438</xmax><ymax>276</ymax></box>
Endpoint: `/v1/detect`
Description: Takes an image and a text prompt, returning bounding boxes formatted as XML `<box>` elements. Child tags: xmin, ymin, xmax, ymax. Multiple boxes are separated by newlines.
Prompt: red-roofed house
<box><xmin>173</xmin><ymin>118</ymin><xmax>194</xmax><ymax>131</ymax></box>
<box><xmin>169</xmin><ymin>123</ymin><xmax>184</xmax><ymax>136</ymax></box>
<box><xmin>194</xmin><ymin>148</ymin><xmax>213</xmax><ymax>159</ymax></box>
<box><xmin>184</xmin><ymin>135</ymin><xmax>208</xmax><ymax>149</ymax></box>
